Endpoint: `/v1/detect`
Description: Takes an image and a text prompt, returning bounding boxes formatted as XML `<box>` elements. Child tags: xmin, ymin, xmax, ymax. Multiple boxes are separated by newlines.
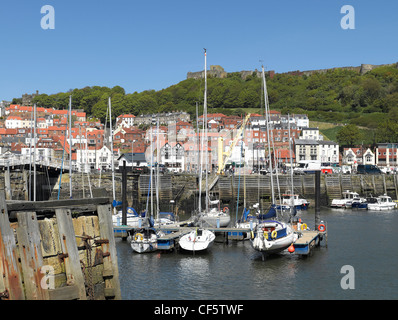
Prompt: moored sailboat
<box><xmin>250</xmin><ymin>66</ymin><xmax>298</xmax><ymax>257</ymax></box>
<box><xmin>179</xmin><ymin>228</ymin><xmax>216</xmax><ymax>252</ymax></box>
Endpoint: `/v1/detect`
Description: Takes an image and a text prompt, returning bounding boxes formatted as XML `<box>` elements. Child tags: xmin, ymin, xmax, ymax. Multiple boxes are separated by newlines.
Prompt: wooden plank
<box><xmin>48</xmin><ymin>284</ymin><xmax>80</xmax><ymax>300</ymax></box>
<box><xmin>97</xmin><ymin>204</ymin><xmax>121</xmax><ymax>298</ymax></box>
<box><xmin>16</xmin><ymin>211</ymin><xmax>49</xmax><ymax>300</ymax></box>
<box><xmin>0</xmin><ymin>191</ymin><xmax>25</xmax><ymax>300</ymax></box>
<box><xmin>294</xmin><ymin>231</ymin><xmax>319</xmax><ymax>245</ymax></box>
<box><xmin>55</xmin><ymin>208</ymin><xmax>87</xmax><ymax>300</ymax></box>
<box><xmin>97</xmin><ymin>204</ymin><xmax>121</xmax><ymax>300</ymax></box>
<box><xmin>6</xmin><ymin>197</ymin><xmax>110</xmax><ymax>212</ymax></box>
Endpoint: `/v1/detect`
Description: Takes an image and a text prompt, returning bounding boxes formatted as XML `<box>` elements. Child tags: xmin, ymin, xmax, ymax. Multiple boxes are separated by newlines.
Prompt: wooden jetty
<box><xmin>292</xmin><ymin>230</ymin><xmax>327</xmax><ymax>255</ymax></box>
<box><xmin>113</xmin><ymin>222</ymin><xmax>252</xmax><ymax>250</ymax></box>
<box><xmin>0</xmin><ymin>192</ymin><xmax>121</xmax><ymax>300</ymax></box>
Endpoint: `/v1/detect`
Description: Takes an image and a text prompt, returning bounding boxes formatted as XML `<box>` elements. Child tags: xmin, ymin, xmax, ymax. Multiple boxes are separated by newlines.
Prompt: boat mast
<box><xmin>150</xmin><ymin>127</ymin><xmax>154</xmax><ymax>219</ymax></box>
<box><xmin>262</xmin><ymin>65</ymin><xmax>275</xmax><ymax>204</ymax></box>
<box><xmin>69</xmin><ymin>95</ymin><xmax>72</xmax><ymax>198</ymax></box>
<box><xmin>204</xmin><ymin>48</ymin><xmax>209</xmax><ymax>213</ymax></box>
<box><xmin>109</xmin><ymin>97</ymin><xmax>116</xmax><ymax>212</ymax></box>
<box><xmin>288</xmin><ymin>114</ymin><xmax>295</xmax><ymax>216</ymax></box>
<box><xmin>33</xmin><ymin>103</ymin><xmax>37</xmax><ymax>202</ymax></box>
<box><xmin>156</xmin><ymin>119</ymin><xmax>160</xmax><ymax>222</ymax></box>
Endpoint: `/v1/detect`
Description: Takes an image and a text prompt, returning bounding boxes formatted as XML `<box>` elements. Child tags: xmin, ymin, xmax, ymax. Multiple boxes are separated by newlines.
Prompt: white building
<box><xmin>75</xmin><ymin>145</ymin><xmax>113</xmax><ymax>171</ymax></box>
<box><xmin>116</xmin><ymin>114</ymin><xmax>135</xmax><ymax>129</ymax></box>
<box><xmin>5</xmin><ymin>116</ymin><xmax>22</xmax><ymax>129</ymax></box>
<box><xmin>300</xmin><ymin>128</ymin><xmax>323</xmax><ymax>141</ymax></box>
<box><xmin>159</xmin><ymin>142</ymin><xmax>185</xmax><ymax>172</ymax></box>
<box><xmin>318</xmin><ymin>141</ymin><xmax>339</xmax><ymax>164</ymax></box>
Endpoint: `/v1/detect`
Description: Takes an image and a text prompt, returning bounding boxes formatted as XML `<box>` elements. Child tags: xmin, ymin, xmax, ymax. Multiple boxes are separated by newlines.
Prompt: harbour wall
<box><xmin>0</xmin><ymin>170</ymin><xmax>398</xmax><ymax>213</ymax></box>
<box><xmin>2</xmin><ymin>170</ymin><xmax>396</xmax><ymax>212</ymax></box>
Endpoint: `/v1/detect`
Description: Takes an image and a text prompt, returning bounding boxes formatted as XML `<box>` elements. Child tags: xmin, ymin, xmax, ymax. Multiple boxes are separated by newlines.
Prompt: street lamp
<box><xmin>132</xmin><ymin>139</ymin><xmax>136</xmax><ymax>170</ymax></box>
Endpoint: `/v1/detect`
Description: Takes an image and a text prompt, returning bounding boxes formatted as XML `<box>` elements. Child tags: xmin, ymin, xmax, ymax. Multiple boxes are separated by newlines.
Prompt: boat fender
<box><xmin>263</xmin><ymin>232</ymin><xmax>268</xmax><ymax>240</ymax></box>
<box><xmin>271</xmin><ymin>230</ymin><xmax>277</xmax><ymax>239</ymax></box>
<box><xmin>301</xmin><ymin>223</ymin><xmax>308</xmax><ymax>231</ymax></box>
<box><xmin>134</xmin><ymin>233</ymin><xmax>143</xmax><ymax>241</ymax></box>
<box><xmin>318</xmin><ymin>224</ymin><xmax>326</xmax><ymax>232</ymax></box>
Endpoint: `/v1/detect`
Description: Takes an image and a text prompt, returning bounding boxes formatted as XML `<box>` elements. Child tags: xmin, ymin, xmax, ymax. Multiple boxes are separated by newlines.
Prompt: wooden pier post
<box><xmin>55</xmin><ymin>208</ymin><xmax>87</xmax><ymax>300</ymax></box>
<box><xmin>0</xmin><ymin>191</ymin><xmax>25</xmax><ymax>300</ymax></box>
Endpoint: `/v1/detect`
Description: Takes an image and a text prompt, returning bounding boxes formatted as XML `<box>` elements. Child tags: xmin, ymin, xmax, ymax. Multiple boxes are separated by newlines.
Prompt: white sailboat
<box><xmin>130</xmin><ymin>127</ymin><xmax>163</xmax><ymax>253</ymax></box>
<box><xmin>179</xmin><ymin>228</ymin><xmax>216</xmax><ymax>252</ymax></box>
<box><xmin>195</xmin><ymin>48</ymin><xmax>230</xmax><ymax>228</ymax></box>
<box><xmin>182</xmin><ymin>49</ymin><xmax>216</xmax><ymax>252</ymax></box>
<box><xmin>251</xmin><ymin>66</ymin><xmax>298</xmax><ymax>256</ymax></box>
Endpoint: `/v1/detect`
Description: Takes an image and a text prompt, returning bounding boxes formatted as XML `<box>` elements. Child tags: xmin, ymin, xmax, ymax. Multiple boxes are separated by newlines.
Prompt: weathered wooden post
<box><xmin>0</xmin><ymin>191</ymin><xmax>25</xmax><ymax>300</ymax></box>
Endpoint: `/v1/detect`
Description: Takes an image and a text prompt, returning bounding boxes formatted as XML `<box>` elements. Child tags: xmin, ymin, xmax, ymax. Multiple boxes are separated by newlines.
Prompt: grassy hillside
<box><xmin>13</xmin><ymin>63</ymin><xmax>398</xmax><ymax>144</ymax></box>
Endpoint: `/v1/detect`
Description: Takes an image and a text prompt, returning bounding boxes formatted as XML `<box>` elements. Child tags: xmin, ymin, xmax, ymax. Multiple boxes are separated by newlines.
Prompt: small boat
<box><xmin>280</xmin><ymin>194</ymin><xmax>310</xmax><ymax>210</ymax></box>
<box><xmin>331</xmin><ymin>190</ymin><xmax>364</xmax><ymax>208</ymax></box>
<box><xmin>153</xmin><ymin>211</ymin><xmax>177</xmax><ymax>227</ymax></box>
<box><xmin>112</xmin><ymin>207</ymin><xmax>146</xmax><ymax>227</ymax></box>
<box><xmin>366</xmin><ymin>194</ymin><xmax>397</xmax><ymax>211</ymax></box>
<box><xmin>350</xmin><ymin>197</ymin><xmax>368</xmax><ymax>210</ymax></box>
<box><xmin>198</xmin><ymin>203</ymin><xmax>231</xmax><ymax>228</ymax></box>
<box><xmin>251</xmin><ymin>219</ymin><xmax>298</xmax><ymax>255</ymax></box>
<box><xmin>130</xmin><ymin>227</ymin><xmax>162</xmax><ymax>254</ymax></box>
<box><xmin>179</xmin><ymin>228</ymin><xmax>216</xmax><ymax>252</ymax></box>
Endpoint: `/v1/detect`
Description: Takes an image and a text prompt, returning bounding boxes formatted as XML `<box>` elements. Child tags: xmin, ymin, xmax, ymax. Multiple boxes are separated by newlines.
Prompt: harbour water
<box><xmin>116</xmin><ymin>207</ymin><xmax>398</xmax><ymax>300</ymax></box>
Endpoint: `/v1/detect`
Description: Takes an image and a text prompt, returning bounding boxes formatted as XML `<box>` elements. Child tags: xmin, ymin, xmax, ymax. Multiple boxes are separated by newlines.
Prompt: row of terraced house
<box><xmin>0</xmin><ymin>104</ymin><xmax>396</xmax><ymax>173</ymax></box>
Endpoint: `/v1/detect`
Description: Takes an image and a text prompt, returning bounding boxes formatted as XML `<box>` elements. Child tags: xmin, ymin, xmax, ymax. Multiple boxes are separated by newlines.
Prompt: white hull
<box><xmin>130</xmin><ymin>231</ymin><xmax>159</xmax><ymax>253</ymax></box>
<box><xmin>112</xmin><ymin>213</ymin><xmax>144</xmax><ymax>228</ymax></box>
<box><xmin>330</xmin><ymin>199</ymin><xmax>349</xmax><ymax>208</ymax></box>
<box><xmin>331</xmin><ymin>191</ymin><xmax>364</xmax><ymax>209</ymax></box>
<box><xmin>367</xmin><ymin>204</ymin><xmax>396</xmax><ymax>211</ymax></box>
<box><xmin>131</xmin><ymin>241</ymin><xmax>157</xmax><ymax>253</ymax></box>
<box><xmin>251</xmin><ymin>230</ymin><xmax>297</xmax><ymax>254</ymax></box>
<box><xmin>251</xmin><ymin>223</ymin><xmax>298</xmax><ymax>255</ymax></box>
<box><xmin>179</xmin><ymin>229</ymin><xmax>215</xmax><ymax>252</ymax></box>
<box><xmin>199</xmin><ymin>214</ymin><xmax>231</xmax><ymax>228</ymax></box>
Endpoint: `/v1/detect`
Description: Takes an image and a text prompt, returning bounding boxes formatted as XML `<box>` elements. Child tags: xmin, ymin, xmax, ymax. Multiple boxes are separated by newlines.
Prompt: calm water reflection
<box><xmin>116</xmin><ymin>208</ymin><xmax>398</xmax><ymax>300</ymax></box>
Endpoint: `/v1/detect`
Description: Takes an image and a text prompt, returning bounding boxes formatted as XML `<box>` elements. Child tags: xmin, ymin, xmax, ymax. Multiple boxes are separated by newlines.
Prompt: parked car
<box><xmin>356</xmin><ymin>164</ymin><xmax>382</xmax><ymax>174</ymax></box>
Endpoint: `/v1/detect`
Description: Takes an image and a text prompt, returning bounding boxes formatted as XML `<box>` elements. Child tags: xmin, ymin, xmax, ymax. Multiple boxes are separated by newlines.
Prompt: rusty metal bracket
<box><xmin>94</xmin><ymin>239</ymin><xmax>109</xmax><ymax>245</ymax></box>
<box><xmin>58</xmin><ymin>252</ymin><xmax>69</xmax><ymax>263</ymax></box>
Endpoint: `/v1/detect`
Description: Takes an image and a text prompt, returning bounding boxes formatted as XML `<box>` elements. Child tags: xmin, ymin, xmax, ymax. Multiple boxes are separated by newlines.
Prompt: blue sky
<box><xmin>1</xmin><ymin>0</ymin><xmax>397</xmax><ymax>101</ymax></box>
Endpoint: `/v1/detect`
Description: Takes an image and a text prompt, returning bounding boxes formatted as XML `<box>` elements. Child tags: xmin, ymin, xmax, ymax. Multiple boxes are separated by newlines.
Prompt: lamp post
<box><xmin>132</xmin><ymin>139</ymin><xmax>136</xmax><ymax>170</ymax></box>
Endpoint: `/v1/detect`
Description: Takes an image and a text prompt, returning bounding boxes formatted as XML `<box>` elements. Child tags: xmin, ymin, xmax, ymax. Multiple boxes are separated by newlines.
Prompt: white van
<box><xmin>294</xmin><ymin>161</ymin><xmax>321</xmax><ymax>174</ymax></box>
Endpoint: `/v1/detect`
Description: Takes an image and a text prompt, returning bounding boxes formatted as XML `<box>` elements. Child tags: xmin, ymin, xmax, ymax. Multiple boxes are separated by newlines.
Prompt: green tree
<box><xmin>336</xmin><ymin>124</ymin><xmax>363</xmax><ymax>146</ymax></box>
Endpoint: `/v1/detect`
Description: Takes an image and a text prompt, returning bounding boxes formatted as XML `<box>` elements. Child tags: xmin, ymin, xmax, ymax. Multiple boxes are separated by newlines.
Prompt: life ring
<box><xmin>318</xmin><ymin>224</ymin><xmax>326</xmax><ymax>232</ymax></box>
<box><xmin>271</xmin><ymin>230</ymin><xmax>278</xmax><ymax>239</ymax></box>
<box><xmin>263</xmin><ymin>232</ymin><xmax>269</xmax><ymax>240</ymax></box>
<box><xmin>223</xmin><ymin>207</ymin><xmax>228</xmax><ymax>213</ymax></box>
<box><xmin>134</xmin><ymin>233</ymin><xmax>143</xmax><ymax>241</ymax></box>
<box><xmin>301</xmin><ymin>223</ymin><xmax>308</xmax><ymax>231</ymax></box>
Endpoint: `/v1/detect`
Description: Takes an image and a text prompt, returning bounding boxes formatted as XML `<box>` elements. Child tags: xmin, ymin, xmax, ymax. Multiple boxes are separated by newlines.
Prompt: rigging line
<box><xmin>57</xmin><ymin>121</ymin><xmax>69</xmax><ymax>200</ymax></box>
